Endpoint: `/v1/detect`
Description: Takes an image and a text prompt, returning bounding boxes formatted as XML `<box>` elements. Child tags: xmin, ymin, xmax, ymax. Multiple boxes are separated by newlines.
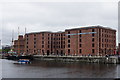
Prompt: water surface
<box><xmin>1</xmin><ymin>59</ymin><xmax>120</xmax><ymax>78</ymax></box>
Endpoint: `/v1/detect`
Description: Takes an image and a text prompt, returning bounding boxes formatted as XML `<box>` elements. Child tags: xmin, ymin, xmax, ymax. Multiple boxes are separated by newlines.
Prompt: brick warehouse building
<box><xmin>24</xmin><ymin>31</ymin><xmax>65</xmax><ymax>55</ymax></box>
<box><xmin>13</xmin><ymin>26</ymin><xmax>116</xmax><ymax>56</ymax></box>
<box><xmin>14</xmin><ymin>35</ymin><xmax>25</xmax><ymax>54</ymax></box>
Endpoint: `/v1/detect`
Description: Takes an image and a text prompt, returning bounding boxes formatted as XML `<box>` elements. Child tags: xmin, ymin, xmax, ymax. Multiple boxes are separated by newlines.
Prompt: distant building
<box><xmin>13</xmin><ymin>35</ymin><xmax>25</xmax><ymax>54</ymax></box>
<box><xmin>2</xmin><ymin>45</ymin><xmax>11</xmax><ymax>53</ymax></box>
<box><xmin>13</xmin><ymin>26</ymin><xmax>116</xmax><ymax>56</ymax></box>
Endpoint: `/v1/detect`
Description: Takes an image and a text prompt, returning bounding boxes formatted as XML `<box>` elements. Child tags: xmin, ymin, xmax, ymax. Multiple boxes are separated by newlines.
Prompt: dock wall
<box><xmin>33</xmin><ymin>55</ymin><xmax>120</xmax><ymax>64</ymax></box>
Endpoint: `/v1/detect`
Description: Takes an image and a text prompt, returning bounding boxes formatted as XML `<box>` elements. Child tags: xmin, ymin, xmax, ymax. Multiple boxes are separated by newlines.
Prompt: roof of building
<box><xmin>25</xmin><ymin>25</ymin><xmax>116</xmax><ymax>35</ymax></box>
<box><xmin>26</xmin><ymin>31</ymin><xmax>64</xmax><ymax>35</ymax></box>
<box><xmin>65</xmin><ymin>26</ymin><xmax>116</xmax><ymax>31</ymax></box>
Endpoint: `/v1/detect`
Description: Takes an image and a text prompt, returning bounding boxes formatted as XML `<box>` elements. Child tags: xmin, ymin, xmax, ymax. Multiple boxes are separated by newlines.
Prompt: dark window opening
<box><xmin>92</xmin><ymin>34</ymin><xmax>94</xmax><ymax>37</ymax></box>
<box><xmin>92</xmin><ymin>29</ymin><xmax>95</xmax><ymax>32</ymax></box>
<box><xmin>79</xmin><ymin>49</ymin><xmax>82</xmax><ymax>53</ymax></box>
<box><xmin>92</xmin><ymin>49</ymin><xmax>95</xmax><ymax>53</ymax></box>
<box><xmin>68</xmin><ymin>40</ymin><xmax>70</xmax><ymax>43</ymax></box>
<box><xmin>42</xmin><ymin>41</ymin><xmax>44</xmax><ymax>44</ymax></box>
<box><xmin>79</xmin><ymin>44</ymin><xmax>82</xmax><ymax>47</ymax></box>
<box><xmin>79</xmin><ymin>34</ymin><xmax>82</xmax><ymax>37</ymax></box>
<box><xmin>68</xmin><ymin>49</ymin><xmax>70</xmax><ymax>54</ymax></box>
<box><xmin>68</xmin><ymin>44</ymin><xmax>70</xmax><ymax>48</ymax></box>
<box><xmin>92</xmin><ymin>43</ymin><xmax>94</xmax><ymax>47</ymax></box>
<box><xmin>79</xmin><ymin>30</ymin><xmax>81</xmax><ymax>33</ymax></box>
<box><xmin>79</xmin><ymin>39</ymin><xmax>82</xmax><ymax>42</ymax></box>
<box><xmin>42</xmin><ymin>45</ymin><xmax>44</xmax><ymax>48</ymax></box>
<box><xmin>68</xmin><ymin>35</ymin><xmax>70</xmax><ymax>38</ymax></box>
<box><xmin>92</xmin><ymin>38</ymin><xmax>94</xmax><ymax>42</ymax></box>
<box><xmin>68</xmin><ymin>31</ymin><xmax>70</xmax><ymax>34</ymax></box>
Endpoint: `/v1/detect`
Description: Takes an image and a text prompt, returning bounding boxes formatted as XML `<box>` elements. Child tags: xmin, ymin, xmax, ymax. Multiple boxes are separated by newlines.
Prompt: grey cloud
<box><xmin>1</xmin><ymin>2</ymin><xmax>118</xmax><ymax>45</ymax></box>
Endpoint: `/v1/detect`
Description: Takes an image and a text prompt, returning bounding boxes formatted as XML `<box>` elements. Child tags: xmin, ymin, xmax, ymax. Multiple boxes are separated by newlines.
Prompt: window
<box><xmin>68</xmin><ymin>40</ymin><xmax>70</xmax><ymax>43</ymax></box>
<box><xmin>79</xmin><ymin>34</ymin><xmax>82</xmax><ymax>37</ymax></box>
<box><xmin>79</xmin><ymin>44</ymin><xmax>82</xmax><ymax>47</ymax></box>
<box><xmin>48</xmin><ymin>45</ymin><xmax>49</xmax><ymax>48</ymax></box>
<box><xmin>79</xmin><ymin>30</ymin><xmax>81</xmax><ymax>33</ymax></box>
<box><xmin>68</xmin><ymin>31</ymin><xmax>70</xmax><ymax>34</ymax></box>
<box><xmin>34</xmin><ymin>42</ymin><xmax>36</xmax><ymax>44</ymax></box>
<box><xmin>27</xmin><ymin>46</ymin><xmax>28</xmax><ymax>48</ymax></box>
<box><xmin>34</xmin><ymin>46</ymin><xmax>36</xmax><ymax>48</ymax></box>
<box><xmin>102</xmin><ymin>39</ymin><xmax>103</xmax><ymax>42</ymax></box>
<box><xmin>79</xmin><ymin>49</ymin><xmax>82</xmax><ymax>53</ymax></box>
<box><xmin>42</xmin><ymin>33</ymin><xmax>44</xmax><ymax>36</ymax></box>
<box><xmin>42</xmin><ymin>45</ymin><xmax>44</xmax><ymax>48</ymax></box>
<box><xmin>99</xmin><ymin>43</ymin><xmax>101</xmax><ymax>47</ymax></box>
<box><xmin>92</xmin><ymin>34</ymin><xmax>94</xmax><ymax>37</ymax></box>
<box><xmin>92</xmin><ymin>43</ymin><xmax>94</xmax><ymax>47</ymax></box>
<box><xmin>92</xmin><ymin>49</ymin><xmax>94</xmax><ymax>53</ymax></box>
<box><xmin>102</xmin><ymin>44</ymin><xmax>104</xmax><ymax>47</ymax></box>
<box><xmin>68</xmin><ymin>49</ymin><xmax>70</xmax><ymax>53</ymax></box>
<box><xmin>68</xmin><ymin>44</ymin><xmax>70</xmax><ymax>48</ymax></box>
<box><xmin>42</xmin><ymin>50</ymin><xmax>44</xmax><ymax>53</ymax></box>
<box><xmin>42</xmin><ymin>41</ymin><xmax>44</xmax><ymax>44</ymax></box>
<box><xmin>68</xmin><ymin>35</ymin><xmax>70</xmax><ymax>38</ymax></box>
<box><xmin>92</xmin><ymin>29</ymin><xmax>94</xmax><ymax>32</ymax></box>
<box><xmin>92</xmin><ymin>38</ymin><xmax>94</xmax><ymax>42</ymax></box>
<box><xmin>99</xmin><ymin>38</ymin><xmax>101</xmax><ymax>42</ymax></box>
<box><xmin>34</xmin><ymin>38</ymin><xmax>36</xmax><ymax>40</ymax></box>
<box><xmin>79</xmin><ymin>39</ymin><xmax>82</xmax><ymax>42</ymax></box>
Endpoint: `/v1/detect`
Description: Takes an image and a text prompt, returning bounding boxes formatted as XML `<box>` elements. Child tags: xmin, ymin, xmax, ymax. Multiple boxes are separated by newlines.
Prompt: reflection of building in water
<box><xmin>13</xmin><ymin>26</ymin><xmax>116</xmax><ymax>56</ymax></box>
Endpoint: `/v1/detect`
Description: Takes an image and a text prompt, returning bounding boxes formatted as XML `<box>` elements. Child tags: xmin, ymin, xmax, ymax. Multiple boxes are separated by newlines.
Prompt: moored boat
<box><xmin>18</xmin><ymin>59</ymin><xmax>31</xmax><ymax>64</ymax></box>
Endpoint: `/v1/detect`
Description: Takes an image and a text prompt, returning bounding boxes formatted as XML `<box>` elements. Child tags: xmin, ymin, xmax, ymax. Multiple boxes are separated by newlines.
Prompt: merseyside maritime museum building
<box><xmin>13</xmin><ymin>26</ymin><xmax>116</xmax><ymax>56</ymax></box>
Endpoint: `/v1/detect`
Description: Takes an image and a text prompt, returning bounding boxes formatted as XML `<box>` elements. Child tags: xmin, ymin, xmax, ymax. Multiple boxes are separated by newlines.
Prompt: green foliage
<box><xmin>2</xmin><ymin>49</ymin><xmax>11</xmax><ymax>52</ymax></box>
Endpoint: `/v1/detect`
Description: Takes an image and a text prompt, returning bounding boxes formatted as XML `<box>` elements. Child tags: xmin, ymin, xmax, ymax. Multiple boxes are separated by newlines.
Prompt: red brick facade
<box><xmin>13</xmin><ymin>35</ymin><xmax>25</xmax><ymax>54</ymax></box>
<box><xmin>65</xmin><ymin>26</ymin><xmax>116</xmax><ymax>56</ymax></box>
<box><xmin>13</xmin><ymin>26</ymin><xmax>116</xmax><ymax>56</ymax></box>
<box><xmin>24</xmin><ymin>32</ymin><xmax>65</xmax><ymax>55</ymax></box>
<box><xmin>118</xmin><ymin>43</ymin><xmax>120</xmax><ymax>54</ymax></box>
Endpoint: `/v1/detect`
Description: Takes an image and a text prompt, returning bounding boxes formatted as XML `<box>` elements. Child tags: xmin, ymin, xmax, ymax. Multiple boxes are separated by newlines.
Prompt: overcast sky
<box><xmin>0</xmin><ymin>0</ymin><xmax>119</xmax><ymax>46</ymax></box>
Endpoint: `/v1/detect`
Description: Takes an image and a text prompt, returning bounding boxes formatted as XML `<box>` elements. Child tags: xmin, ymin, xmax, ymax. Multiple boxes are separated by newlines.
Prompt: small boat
<box><xmin>17</xmin><ymin>59</ymin><xmax>31</xmax><ymax>64</ymax></box>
